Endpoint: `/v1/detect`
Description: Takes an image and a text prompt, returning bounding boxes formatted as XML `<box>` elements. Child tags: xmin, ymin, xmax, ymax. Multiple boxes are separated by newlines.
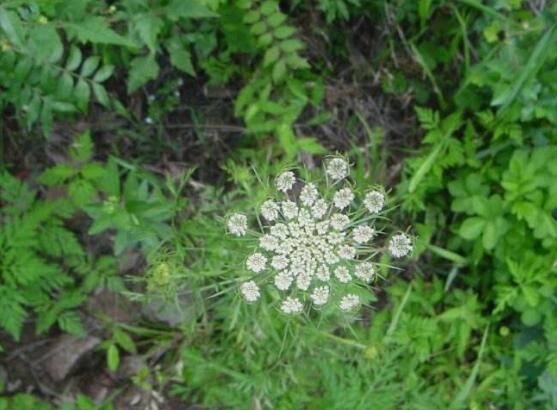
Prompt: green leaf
<box><xmin>68</xmin><ymin>179</ymin><xmax>96</xmax><ymax>206</ymax></box>
<box><xmin>491</xmin><ymin>24</ymin><xmax>557</xmax><ymax>111</ymax></box>
<box><xmin>280</xmin><ymin>39</ymin><xmax>304</xmax><ymax>53</ymax></box>
<box><xmin>93</xmin><ymin>83</ymin><xmax>110</xmax><ymax>107</ymax></box>
<box><xmin>107</xmin><ymin>344</ymin><xmax>120</xmax><ymax>372</ymax></box>
<box><xmin>166</xmin><ymin>0</ymin><xmax>218</xmax><ymax>19</ymax></box>
<box><xmin>29</xmin><ymin>25</ymin><xmax>63</xmax><ymax>64</ymax></box>
<box><xmin>81</xmin><ymin>56</ymin><xmax>100</xmax><ymax>77</ymax></box>
<box><xmin>38</xmin><ymin>164</ymin><xmax>75</xmax><ymax>186</ymax></box>
<box><xmin>128</xmin><ymin>55</ymin><xmax>159</xmax><ymax>93</ymax></box>
<box><xmin>296</xmin><ymin>137</ymin><xmax>327</xmax><ymax>155</ymax></box>
<box><xmin>459</xmin><ymin>217</ymin><xmax>485</xmax><ymax>240</ymax></box>
<box><xmin>93</xmin><ymin>65</ymin><xmax>114</xmax><ymax>83</ymax></box>
<box><xmin>274</xmin><ymin>26</ymin><xmax>296</xmax><ymax>39</ymax></box>
<box><xmin>0</xmin><ymin>8</ymin><xmax>25</xmax><ymax>48</ymax></box>
<box><xmin>66</xmin><ymin>46</ymin><xmax>82</xmax><ymax>71</ymax></box>
<box><xmin>167</xmin><ymin>40</ymin><xmax>195</xmax><ymax>76</ymax></box>
<box><xmin>70</xmin><ymin>131</ymin><xmax>94</xmax><ymax>162</ymax></box>
<box><xmin>263</xmin><ymin>46</ymin><xmax>280</xmax><ymax>68</ymax></box>
<box><xmin>272</xmin><ymin>59</ymin><xmax>286</xmax><ymax>82</ymax></box>
<box><xmin>75</xmin><ymin>79</ymin><xmax>91</xmax><ymax>111</ymax></box>
<box><xmin>135</xmin><ymin>14</ymin><xmax>163</xmax><ymax>53</ymax></box>
<box><xmin>113</xmin><ymin>329</ymin><xmax>136</xmax><ymax>353</ymax></box>
<box><xmin>64</xmin><ymin>17</ymin><xmax>135</xmax><ymax>47</ymax></box>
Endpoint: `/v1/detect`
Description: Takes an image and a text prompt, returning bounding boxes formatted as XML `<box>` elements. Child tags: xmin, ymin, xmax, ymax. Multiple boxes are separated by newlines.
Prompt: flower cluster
<box><xmin>227</xmin><ymin>157</ymin><xmax>412</xmax><ymax>315</ymax></box>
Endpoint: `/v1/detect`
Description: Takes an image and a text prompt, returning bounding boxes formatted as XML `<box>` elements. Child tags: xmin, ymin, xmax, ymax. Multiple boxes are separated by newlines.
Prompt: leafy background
<box><xmin>1</xmin><ymin>0</ymin><xmax>557</xmax><ymax>409</ymax></box>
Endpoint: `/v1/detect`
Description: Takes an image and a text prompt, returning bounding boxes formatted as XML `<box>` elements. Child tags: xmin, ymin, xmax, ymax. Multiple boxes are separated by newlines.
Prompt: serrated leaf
<box><xmin>127</xmin><ymin>55</ymin><xmax>159</xmax><ymax>93</ymax></box>
<box><xmin>167</xmin><ymin>40</ymin><xmax>195</xmax><ymax>76</ymax></box>
<box><xmin>64</xmin><ymin>17</ymin><xmax>135</xmax><ymax>47</ymax></box>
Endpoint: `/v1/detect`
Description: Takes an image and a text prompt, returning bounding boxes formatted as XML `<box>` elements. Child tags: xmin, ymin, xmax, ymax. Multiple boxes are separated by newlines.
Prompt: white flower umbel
<box><xmin>228</xmin><ymin>159</ymin><xmax>411</xmax><ymax>316</ymax></box>
<box><xmin>340</xmin><ymin>294</ymin><xmax>360</xmax><ymax>311</ymax></box>
<box><xmin>364</xmin><ymin>191</ymin><xmax>385</xmax><ymax>214</ymax></box>
<box><xmin>389</xmin><ymin>233</ymin><xmax>413</xmax><ymax>258</ymax></box>
<box><xmin>241</xmin><ymin>281</ymin><xmax>260</xmax><ymax>302</ymax></box>
<box><xmin>300</xmin><ymin>183</ymin><xmax>319</xmax><ymax>206</ymax></box>
<box><xmin>281</xmin><ymin>296</ymin><xmax>303</xmax><ymax>314</ymax></box>
<box><xmin>246</xmin><ymin>253</ymin><xmax>267</xmax><ymax>273</ymax></box>
<box><xmin>274</xmin><ymin>271</ymin><xmax>293</xmax><ymax>291</ymax></box>
<box><xmin>333</xmin><ymin>187</ymin><xmax>354</xmax><ymax>210</ymax></box>
<box><xmin>326</xmin><ymin>158</ymin><xmax>349</xmax><ymax>181</ymax></box>
<box><xmin>228</xmin><ymin>213</ymin><xmax>247</xmax><ymax>236</ymax></box>
<box><xmin>352</xmin><ymin>225</ymin><xmax>376</xmax><ymax>244</ymax></box>
<box><xmin>261</xmin><ymin>200</ymin><xmax>280</xmax><ymax>221</ymax></box>
<box><xmin>334</xmin><ymin>266</ymin><xmax>351</xmax><ymax>283</ymax></box>
<box><xmin>354</xmin><ymin>262</ymin><xmax>375</xmax><ymax>282</ymax></box>
<box><xmin>311</xmin><ymin>286</ymin><xmax>329</xmax><ymax>305</ymax></box>
<box><xmin>276</xmin><ymin>171</ymin><xmax>296</xmax><ymax>193</ymax></box>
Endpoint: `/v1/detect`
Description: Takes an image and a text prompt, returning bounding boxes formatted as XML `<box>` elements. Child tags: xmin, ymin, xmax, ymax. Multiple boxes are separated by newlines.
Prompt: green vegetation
<box><xmin>1</xmin><ymin>0</ymin><xmax>556</xmax><ymax>409</ymax></box>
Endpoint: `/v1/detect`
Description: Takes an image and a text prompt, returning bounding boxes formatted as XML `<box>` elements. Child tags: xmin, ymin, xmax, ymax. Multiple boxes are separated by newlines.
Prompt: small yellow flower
<box><xmin>37</xmin><ymin>15</ymin><xmax>48</xmax><ymax>25</ymax></box>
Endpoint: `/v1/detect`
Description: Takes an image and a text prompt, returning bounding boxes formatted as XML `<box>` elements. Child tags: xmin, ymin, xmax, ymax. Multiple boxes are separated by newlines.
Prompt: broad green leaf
<box><xmin>127</xmin><ymin>54</ymin><xmax>159</xmax><ymax>93</ymax></box>
<box><xmin>459</xmin><ymin>217</ymin><xmax>485</xmax><ymax>240</ymax></box>
<box><xmin>0</xmin><ymin>8</ymin><xmax>25</xmax><ymax>48</ymax></box>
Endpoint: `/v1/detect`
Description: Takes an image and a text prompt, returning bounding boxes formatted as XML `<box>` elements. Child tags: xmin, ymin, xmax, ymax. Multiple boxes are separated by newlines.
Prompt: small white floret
<box><xmin>338</xmin><ymin>245</ymin><xmax>356</xmax><ymax>260</ymax></box>
<box><xmin>352</xmin><ymin>225</ymin><xmax>376</xmax><ymax>244</ymax></box>
<box><xmin>282</xmin><ymin>201</ymin><xmax>299</xmax><ymax>220</ymax></box>
<box><xmin>364</xmin><ymin>191</ymin><xmax>385</xmax><ymax>214</ymax></box>
<box><xmin>300</xmin><ymin>183</ymin><xmax>319</xmax><ymax>206</ymax></box>
<box><xmin>240</xmin><ymin>281</ymin><xmax>260</xmax><ymax>302</ymax></box>
<box><xmin>333</xmin><ymin>188</ymin><xmax>354</xmax><ymax>210</ymax></box>
<box><xmin>246</xmin><ymin>253</ymin><xmax>267</xmax><ymax>273</ymax></box>
<box><xmin>311</xmin><ymin>199</ymin><xmax>328</xmax><ymax>220</ymax></box>
<box><xmin>330</xmin><ymin>213</ymin><xmax>350</xmax><ymax>231</ymax></box>
<box><xmin>326</xmin><ymin>158</ymin><xmax>349</xmax><ymax>181</ymax></box>
<box><xmin>281</xmin><ymin>297</ymin><xmax>303</xmax><ymax>314</ymax></box>
<box><xmin>274</xmin><ymin>271</ymin><xmax>293</xmax><ymax>291</ymax></box>
<box><xmin>227</xmin><ymin>213</ymin><xmax>247</xmax><ymax>236</ymax></box>
<box><xmin>334</xmin><ymin>266</ymin><xmax>351</xmax><ymax>283</ymax></box>
<box><xmin>354</xmin><ymin>262</ymin><xmax>375</xmax><ymax>282</ymax></box>
<box><xmin>311</xmin><ymin>286</ymin><xmax>329</xmax><ymax>305</ymax></box>
<box><xmin>339</xmin><ymin>294</ymin><xmax>360</xmax><ymax>311</ymax></box>
<box><xmin>261</xmin><ymin>200</ymin><xmax>280</xmax><ymax>221</ymax></box>
<box><xmin>260</xmin><ymin>234</ymin><xmax>279</xmax><ymax>251</ymax></box>
<box><xmin>276</xmin><ymin>171</ymin><xmax>296</xmax><ymax>193</ymax></box>
<box><xmin>389</xmin><ymin>233</ymin><xmax>413</xmax><ymax>258</ymax></box>
<box><xmin>271</xmin><ymin>254</ymin><xmax>289</xmax><ymax>270</ymax></box>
